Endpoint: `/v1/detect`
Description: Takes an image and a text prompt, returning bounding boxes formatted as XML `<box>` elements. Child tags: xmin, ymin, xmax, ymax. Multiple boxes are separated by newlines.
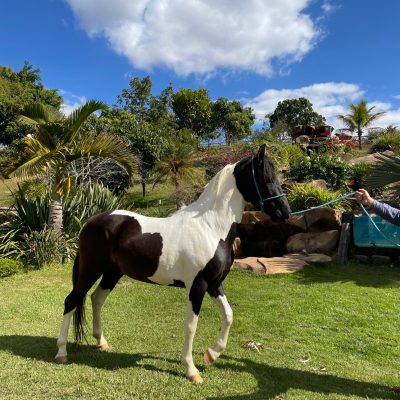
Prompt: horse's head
<box><xmin>233</xmin><ymin>144</ymin><xmax>291</xmax><ymax>223</ymax></box>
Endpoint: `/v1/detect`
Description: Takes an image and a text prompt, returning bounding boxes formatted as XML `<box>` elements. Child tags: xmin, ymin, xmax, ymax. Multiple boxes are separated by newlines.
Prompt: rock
<box><xmin>286</xmin><ymin>230</ymin><xmax>339</xmax><ymax>254</ymax></box>
<box><xmin>288</xmin><ymin>207</ymin><xmax>342</xmax><ymax>232</ymax></box>
<box><xmin>241</xmin><ymin>211</ymin><xmax>271</xmax><ymax>224</ymax></box>
<box><xmin>284</xmin><ymin>253</ymin><xmax>332</xmax><ymax>263</ymax></box>
<box><xmin>244</xmin><ymin>202</ymin><xmax>256</xmax><ymax>211</ymax></box>
<box><xmin>370</xmin><ymin>255</ymin><xmax>391</xmax><ymax>264</ymax></box>
<box><xmin>238</xmin><ymin>220</ymin><xmax>304</xmax><ymax>257</ymax></box>
<box><xmin>234</xmin><ymin>257</ymin><xmax>307</xmax><ymax>274</ymax></box>
<box><xmin>354</xmin><ymin>254</ymin><xmax>370</xmax><ymax>263</ymax></box>
<box><xmin>310</xmin><ymin>179</ymin><xmax>327</xmax><ymax>189</ymax></box>
<box><xmin>232</xmin><ymin>237</ymin><xmax>243</xmax><ymax>258</ymax></box>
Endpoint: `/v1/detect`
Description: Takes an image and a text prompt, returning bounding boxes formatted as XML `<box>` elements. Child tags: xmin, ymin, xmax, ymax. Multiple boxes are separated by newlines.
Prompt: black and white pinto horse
<box><xmin>55</xmin><ymin>145</ymin><xmax>291</xmax><ymax>384</ymax></box>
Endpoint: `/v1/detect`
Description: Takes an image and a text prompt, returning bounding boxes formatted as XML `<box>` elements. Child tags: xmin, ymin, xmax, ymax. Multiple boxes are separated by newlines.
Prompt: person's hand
<box><xmin>355</xmin><ymin>189</ymin><xmax>374</xmax><ymax>207</ymax></box>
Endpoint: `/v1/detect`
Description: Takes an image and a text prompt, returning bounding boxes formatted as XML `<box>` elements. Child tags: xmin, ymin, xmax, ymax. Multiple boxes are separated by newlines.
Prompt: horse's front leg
<box><xmin>182</xmin><ymin>278</ymin><xmax>207</xmax><ymax>384</ymax></box>
<box><xmin>204</xmin><ymin>287</ymin><xmax>233</xmax><ymax>367</ymax></box>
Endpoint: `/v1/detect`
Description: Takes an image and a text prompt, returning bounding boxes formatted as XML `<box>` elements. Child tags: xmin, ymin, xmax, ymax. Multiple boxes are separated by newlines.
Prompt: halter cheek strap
<box><xmin>251</xmin><ymin>156</ymin><xmax>286</xmax><ymax>212</ymax></box>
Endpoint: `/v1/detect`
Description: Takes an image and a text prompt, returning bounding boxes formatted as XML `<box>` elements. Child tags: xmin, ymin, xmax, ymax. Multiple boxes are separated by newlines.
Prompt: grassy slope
<box><xmin>0</xmin><ymin>263</ymin><xmax>400</xmax><ymax>400</ymax></box>
<box><xmin>0</xmin><ymin>178</ymin><xmax>17</xmax><ymax>207</ymax></box>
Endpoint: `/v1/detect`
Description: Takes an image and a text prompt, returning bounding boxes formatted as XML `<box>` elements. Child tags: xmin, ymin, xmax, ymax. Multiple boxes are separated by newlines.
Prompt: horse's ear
<box><xmin>256</xmin><ymin>144</ymin><xmax>266</xmax><ymax>165</ymax></box>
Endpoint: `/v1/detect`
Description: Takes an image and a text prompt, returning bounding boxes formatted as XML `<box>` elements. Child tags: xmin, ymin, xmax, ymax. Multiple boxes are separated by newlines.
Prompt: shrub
<box><xmin>0</xmin><ymin>258</ymin><xmax>21</xmax><ymax>278</ymax></box>
<box><xmin>278</xmin><ymin>144</ymin><xmax>304</xmax><ymax>168</ymax></box>
<box><xmin>18</xmin><ymin>179</ymin><xmax>48</xmax><ymax>200</ymax></box>
<box><xmin>201</xmin><ymin>143</ymin><xmax>252</xmax><ymax>177</ymax></box>
<box><xmin>370</xmin><ymin>133</ymin><xmax>400</xmax><ymax>154</ymax></box>
<box><xmin>0</xmin><ymin>182</ymin><xmax>123</xmax><ymax>267</ymax></box>
<box><xmin>22</xmin><ymin>228</ymin><xmax>75</xmax><ymax>269</ymax></box>
<box><xmin>287</xmin><ymin>151</ymin><xmax>350</xmax><ymax>190</ymax></box>
<box><xmin>288</xmin><ymin>183</ymin><xmax>350</xmax><ymax>213</ymax></box>
<box><xmin>349</xmin><ymin>162</ymin><xmax>371</xmax><ymax>189</ymax></box>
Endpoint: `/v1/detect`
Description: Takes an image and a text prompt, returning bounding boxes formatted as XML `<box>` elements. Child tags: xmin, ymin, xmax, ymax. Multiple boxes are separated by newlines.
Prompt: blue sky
<box><xmin>2</xmin><ymin>0</ymin><xmax>400</xmax><ymax>128</ymax></box>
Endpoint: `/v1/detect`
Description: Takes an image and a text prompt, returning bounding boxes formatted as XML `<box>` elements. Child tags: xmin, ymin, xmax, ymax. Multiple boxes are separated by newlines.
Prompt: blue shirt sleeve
<box><xmin>372</xmin><ymin>200</ymin><xmax>400</xmax><ymax>226</ymax></box>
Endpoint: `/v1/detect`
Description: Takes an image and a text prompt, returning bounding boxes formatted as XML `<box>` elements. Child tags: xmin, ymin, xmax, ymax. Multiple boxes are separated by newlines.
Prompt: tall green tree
<box><xmin>115</xmin><ymin>77</ymin><xmax>176</xmax><ymax>195</ymax></box>
<box><xmin>212</xmin><ymin>98</ymin><xmax>255</xmax><ymax>145</ymax></box>
<box><xmin>268</xmin><ymin>97</ymin><xmax>326</xmax><ymax>131</ymax></box>
<box><xmin>117</xmin><ymin>75</ymin><xmax>152</xmax><ymax>120</ymax></box>
<box><xmin>10</xmin><ymin>100</ymin><xmax>137</xmax><ymax>233</ymax></box>
<box><xmin>0</xmin><ymin>61</ymin><xmax>62</xmax><ymax>145</ymax></box>
<box><xmin>172</xmin><ymin>88</ymin><xmax>214</xmax><ymax>142</ymax></box>
<box><xmin>337</xmin><ymin>100</ymin><xmax>385</xmax><ymax>149</ymax></box>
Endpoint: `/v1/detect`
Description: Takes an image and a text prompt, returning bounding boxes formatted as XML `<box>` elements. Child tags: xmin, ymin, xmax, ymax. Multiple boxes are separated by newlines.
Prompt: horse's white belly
<box><xmin>149</xmin><ymin>224</ymin><xmax>220</xmax><ymax>286</ymax></box>
<box><xmin>110</xmin><ymin>210</ymin><xmax>225</xmax><ymax>287</ymax></box>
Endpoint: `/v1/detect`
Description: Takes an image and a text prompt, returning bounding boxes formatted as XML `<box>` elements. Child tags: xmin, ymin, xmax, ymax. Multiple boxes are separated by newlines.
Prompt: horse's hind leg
<box><xmin>91</xmin><ymin>267</ymin><xmax>123</xmax><ymax>351</ymax></box>
<box><xmin>55</xmin><ymin>283</ymin><xmax>96</xmax><ymax>363</ymax></box>
<box><xmin>204</xmin><ymin>286</ymin><xmax>233</xmax><ymax>367</ymax></box>
<box><xmin>55</xmin><ymin>257</ymin><xmax>102</xmax><ymax>364</ymax></box>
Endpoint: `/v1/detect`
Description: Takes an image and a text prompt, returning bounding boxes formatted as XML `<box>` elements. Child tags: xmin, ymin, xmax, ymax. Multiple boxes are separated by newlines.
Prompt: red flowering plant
<box><xmin>199</xmin><ymin>144</ymin><xmax>253</xmax><ymax>178</ymax></box>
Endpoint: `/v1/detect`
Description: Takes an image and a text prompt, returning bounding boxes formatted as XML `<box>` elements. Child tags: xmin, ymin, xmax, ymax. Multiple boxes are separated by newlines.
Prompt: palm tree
<box><xmin>337</xmin><ymin>100</ymin><xmax>385</xmax><ymax>149</ymax></box>
<box><xmin>152</xmin><ymin>141</ymin><xmax>200</xmax><ymax>190</ymax></box>
<box><xmin>10</xmin><ymin>100</ymin><xmax>137</xmax><ymax>233</ymax></box>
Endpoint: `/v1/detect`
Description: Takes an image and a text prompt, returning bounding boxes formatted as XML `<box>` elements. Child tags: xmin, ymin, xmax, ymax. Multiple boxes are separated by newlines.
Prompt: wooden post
<box><xmin>337</xmin><ymin>212</ymin><xmax>353</xmax><ymax>263</ymax></box>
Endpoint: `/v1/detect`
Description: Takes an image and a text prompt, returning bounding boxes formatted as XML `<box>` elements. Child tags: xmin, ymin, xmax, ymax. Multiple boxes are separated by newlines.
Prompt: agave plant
<box><xmin>9</xmin><ymin>100</ymin><xmax>137</xmax><ymax>233</ymax></box>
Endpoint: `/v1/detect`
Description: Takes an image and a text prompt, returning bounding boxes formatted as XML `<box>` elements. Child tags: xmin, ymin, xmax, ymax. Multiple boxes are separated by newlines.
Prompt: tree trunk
<box><xmin>358</xmin><ymin>128</ymin><xmax>362</xmax><ymax>150</ymax></box>
<box><xmin>141</xmin><ymin>181</ymin><xmax>146</xmax><ymax>197</ymax></box>
<box><xmin>48</xmin><ymin>197</ymin><xmax>63</xmax><ymax>234</ymax></box>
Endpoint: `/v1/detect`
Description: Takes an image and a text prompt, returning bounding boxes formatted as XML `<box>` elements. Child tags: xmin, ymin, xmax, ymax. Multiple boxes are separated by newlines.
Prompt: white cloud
<box><xmin>65</xmin><ymin>0</ymin><xmax>319</xmax><ymax>77</ymax></box>
<box><xmin>321</xmin><ymin>1</ymin><xmax>337</xmax><ymax>15</ymax></box>
<box><xmin>246</xmin><ymin>82</ymin><xmax>364</xmax><ymax>125</ymax></box>
<box><xmin>246</xmin><ymin>82</ymin><xmax>400</xmax><ymax>129</ymax></box>
<box><xmin>59</xmin><ymin>90</ymin><xmax>87</xmax><ymax>116</ymax></box>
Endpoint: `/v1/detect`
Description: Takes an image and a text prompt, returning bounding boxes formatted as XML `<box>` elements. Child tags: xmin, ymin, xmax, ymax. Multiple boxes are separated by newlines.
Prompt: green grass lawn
<box><xmin>1</xmin><ymin>263</ymin><xmax>400</xmax><ymax>399</ymax></box>
<box><xmin>0</xmin><ymin>177</ymin><xmax>18</xmax><ymax>207</ymax></box>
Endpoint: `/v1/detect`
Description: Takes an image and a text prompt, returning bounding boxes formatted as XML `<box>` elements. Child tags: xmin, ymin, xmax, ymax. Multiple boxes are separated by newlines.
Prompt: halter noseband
<box><xmin>251</xmin><ymin>156</ymin><xmax>286</xmax><ymax>212</ymax></box>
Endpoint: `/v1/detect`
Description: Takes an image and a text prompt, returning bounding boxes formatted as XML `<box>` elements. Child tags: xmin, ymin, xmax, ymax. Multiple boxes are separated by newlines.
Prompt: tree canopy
<box><xmin>172</xmin><ymin>88</ymin><xmax>214</xmax><ymax>141</ymax></box>
<box><xmin>212</xmin><ymin>97</ymin><xmax>255</xmax><ymax>145</ymax></box>
<box><xmin>0</xmin><ymin>61</ymin><xmax>62</xmax><ymax>145</ymax></box>
<box><xmin>268</xmin><ymin>97</ymin><xmax>326</xmax><ymax>131</ymax></box>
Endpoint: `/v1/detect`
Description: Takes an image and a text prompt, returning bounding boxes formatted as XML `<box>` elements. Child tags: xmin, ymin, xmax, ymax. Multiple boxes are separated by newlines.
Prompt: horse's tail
<box><xmin>72</xmin><ymin>251</ymin><xmax>86</xmax><ymax>344</ymax></box>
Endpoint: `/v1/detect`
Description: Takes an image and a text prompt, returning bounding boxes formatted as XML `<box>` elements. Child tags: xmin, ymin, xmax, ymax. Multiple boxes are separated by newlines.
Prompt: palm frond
<box><xmin>65</xmin><ymin>100</ymin><xmax>108</xmax><ymax>142</ymax></box>
<box><xmin>366</xmin><ymin>111</ymin><xmax>386</xmax><ymax>125</ymax></box>
<box><xmin>19</xmin><ymin>103</ymin><xmax>55</xmax><ymax>124</ymax></box>
<box><xmin>10</xmin><ymin>151</ymin><xmax>58</xmax><ymax>180</ymax></box>
<box><xmin>66</xmin><ymin>132</ymin><xmax>137</xmax><ymax>177</ymax></box>
<box><xmin>366</xmin><ymin>154</ymin><xmax>400</xmax><ymax>187</ymax></box>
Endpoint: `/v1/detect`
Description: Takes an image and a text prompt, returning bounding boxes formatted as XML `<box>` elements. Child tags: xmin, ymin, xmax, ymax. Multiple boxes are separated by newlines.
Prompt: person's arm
<box><xmin>355</xmin><ymin>188</ymin><xmax>400</xmax><ymax>226</ymax></box>
<box><xmin>371</xmin><ymin>200</ymin><xmax>400</xmax><ymax>226</ymax></box>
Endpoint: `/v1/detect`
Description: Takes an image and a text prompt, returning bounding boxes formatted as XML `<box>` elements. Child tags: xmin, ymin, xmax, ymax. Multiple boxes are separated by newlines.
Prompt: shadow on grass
<box><xmin>0</xmin><ymin>334</ymin><xmax>181</xmax><ymax>376</ymax></box>
<box><xmin>0</xmin><ymin>335</ymin><xmax>396</xmax><ymax>399</ymax></box>
<box><xmin>207</xmin><ymin>355</ymin><xmax>398</xmax><ymax>399</ymax></box>
<box><xmin>295</xmin><ymin>263</ymin><xmax>400</xmax><ymax>288</ymax></box>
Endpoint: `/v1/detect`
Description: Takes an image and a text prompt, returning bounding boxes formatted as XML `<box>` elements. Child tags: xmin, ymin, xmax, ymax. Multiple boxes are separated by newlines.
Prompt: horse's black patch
<box><xmin>170</xmin><ymin>280</ymin><xmax>186</xmax><ymax>288</ymax></box>
<box><xmin>78</xmin><ymin>213</ymin><xmax>163</xmax><ymax>285</ymax></box>
<box><xmin>112</xmin><ymin>216</ymin><xmax>163</xmax><ymax>283</ymax></box>
<box><xmin>189</xmin><ymin>224</ymin><xmax>237</xmax><ymax>315</ymax></box>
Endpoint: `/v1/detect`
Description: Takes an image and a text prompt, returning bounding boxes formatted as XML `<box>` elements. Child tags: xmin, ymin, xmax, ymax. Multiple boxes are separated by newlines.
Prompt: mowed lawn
<box><xmin>1</xmin><ymin>263</ymin><xmax>400</xmax><ymax>400</ymax></box>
